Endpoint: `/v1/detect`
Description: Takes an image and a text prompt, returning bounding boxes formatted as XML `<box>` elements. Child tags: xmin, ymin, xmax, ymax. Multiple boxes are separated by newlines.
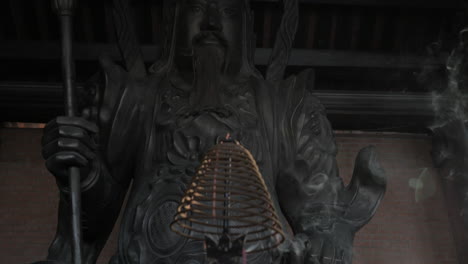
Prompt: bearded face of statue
<box><xmin>174</xmin><ymin>0</ymin><xmax>244</xmax><ymax>76</ymax></box>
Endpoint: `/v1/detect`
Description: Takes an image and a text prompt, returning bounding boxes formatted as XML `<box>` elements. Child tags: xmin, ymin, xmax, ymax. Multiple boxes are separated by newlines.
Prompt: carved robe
<box><xmin>48</xmin><ymin>56</ymin><xmax>383</xmax><ymax>264</ymax></box>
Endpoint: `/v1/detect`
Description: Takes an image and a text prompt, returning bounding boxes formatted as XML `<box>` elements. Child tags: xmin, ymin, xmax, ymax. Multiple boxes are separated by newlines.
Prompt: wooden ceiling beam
<box><xmin>0</xmin><ymin>81</ymin><xmax>435</xmax><ymax>132</ymax></box>
<box><xmin>150</xmin><ymin>1</ymin><xmax>161</xmax><ymax>45</ymax></box>
<box><xmin>0</xmin><ymin>82</ymin><xmax>434</xmax><ymax>116</ymax></box>
<box><xmin>81</xmin><ymin>2</ymin><xmax>95</xmax><ymax>43</ymax></box>
<box><xmin>34</xmin><ymin>0</ymin><xmax>51</xmax><ymax>41</ymax></box>
<box><xmin>350</xmin><ymin>8</ymin><xmax>361</xmax><ymax>49</ymax></box>
<box><xmin>9</xmin><ymin>0</ymin><xmax>27</xmax><ymax>40</ymax></box>
<box><xmin>262</xmin><ymin>7</ymin><xmax>273</xmax><ymax>48</ymax></box>
<box><xmin>305</xmin><ymin>10</ymin><xmax>317</xmax><ymax>49</ymax></box>
<box><xmin>0</xmin><ymin>41</ymin><xmax>446</xmax><ymax>69</ymax></box>
<box><xmin>255</xmin><ymin>0</ymin><xmax>461</xmax><ymax>9</ymax></box>
<box><xmin>104</xmin><ymin>1</ymin><xmax>116</xmax><ymax>43</ymax></box>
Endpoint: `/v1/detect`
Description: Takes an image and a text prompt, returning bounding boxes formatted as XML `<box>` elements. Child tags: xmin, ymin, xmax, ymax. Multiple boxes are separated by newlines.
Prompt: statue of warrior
<box><xmin>40</xmin><ymin>0</ymin><xmax>386</xmax><ymax>263</ymax></box>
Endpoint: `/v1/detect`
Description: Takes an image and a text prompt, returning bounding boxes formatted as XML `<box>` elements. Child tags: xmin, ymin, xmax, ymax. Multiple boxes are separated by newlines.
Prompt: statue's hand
<box><xmin>286</xmin><ymin>227</ymin><xmax>354</xmax><ymax>264</ymax></box>
<box><xmin>342</xmin><ymin>146</ymin><xmax>386</xmax><ymax>230</ymax></box>
<box><xmin>285</xmin><ymin>146</ymin><xmax>386</xmax><ymax>264</ymax></box>
<box><xmin>41</xmin><ymin>116</ymin><xmax>99</xmax><ymax>186</ymax></box>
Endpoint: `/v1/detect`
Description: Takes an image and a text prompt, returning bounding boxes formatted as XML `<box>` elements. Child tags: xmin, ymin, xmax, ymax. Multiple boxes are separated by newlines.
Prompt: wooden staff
<box><xmin>51</xmin><ymin>1</ymin><xmax>82</xmax><ymax>263</ymax></box>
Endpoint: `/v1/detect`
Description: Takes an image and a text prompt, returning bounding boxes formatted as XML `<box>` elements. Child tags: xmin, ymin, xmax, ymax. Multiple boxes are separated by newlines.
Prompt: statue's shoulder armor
<box><xmin>278</xmin><ymin>69</ymin><xmax>323</xmax><ymax>115</ymax></box>
<box><xmin>97</xmin><ymin>56</ymin><xmax>162</xmax><ymax>125</ymax></box>
<box><xmin>85</xmin><ymin>56</ymin><xmax>163</xmax><ymax>165</ymax></box>
<box><xmin>276</xmin><ymin>69</ymin><xmax>336</xmax><ymax>159</ymax></box>
<box><xmin>275</xmin><ymin>68</ymin><xmax>322</xmax><ymax>130</ymax></box>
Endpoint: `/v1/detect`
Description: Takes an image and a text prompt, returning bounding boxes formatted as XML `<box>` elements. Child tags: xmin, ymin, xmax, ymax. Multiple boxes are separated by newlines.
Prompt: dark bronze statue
<box><xmin>39</xmin><ymin>0</ymin><xmax>386</xmax><ymax>263</ymax></box>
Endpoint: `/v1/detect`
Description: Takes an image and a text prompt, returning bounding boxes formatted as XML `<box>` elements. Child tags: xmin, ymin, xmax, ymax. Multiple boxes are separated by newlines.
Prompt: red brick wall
<box><xmin>0</xmin><ymin>128</ymin><xmax>458</xmax><ymax>264</ymax></box>
<box><xmin>0</xmin><ymin>128</ymin><xmax>120</xmax><ymax>264</ymax></box>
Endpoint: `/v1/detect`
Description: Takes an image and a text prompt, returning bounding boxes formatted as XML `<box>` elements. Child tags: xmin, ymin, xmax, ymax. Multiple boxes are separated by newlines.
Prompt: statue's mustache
<box><xmin>192</xmin><ymin>31</ymin><xmax>228</xmax><ymax>47</ymax></box>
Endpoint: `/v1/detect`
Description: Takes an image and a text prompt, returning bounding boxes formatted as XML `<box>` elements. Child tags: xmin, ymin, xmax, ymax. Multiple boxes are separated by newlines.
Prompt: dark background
<box><xmin>1</xmin><ymin>0</ymin><xmax>466</xmax><ymax>132</ymax></box>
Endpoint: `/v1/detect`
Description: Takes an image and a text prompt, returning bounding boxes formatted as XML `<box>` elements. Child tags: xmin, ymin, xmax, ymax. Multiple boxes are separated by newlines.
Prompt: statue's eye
<box><xmin>190</xmin><ymin>5</ymin><xmax>204</xmax><ymax>14</ymax></box>
<box><xmin>222</xmin><ymin>7</ymin><xmax>238</xmax><ymax>17</ymax></box>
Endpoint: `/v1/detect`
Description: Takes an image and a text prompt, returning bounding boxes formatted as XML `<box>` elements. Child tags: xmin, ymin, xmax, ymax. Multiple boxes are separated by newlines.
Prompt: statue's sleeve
<box><xmin>275</xmin><ymin>70</ymin><xmax>385</xmax><ymax>263</ymax></box>
<box><xmin>48</xmin><ymin>57</ymin><xmax>153</xmax><ymax>264</ymax></box>
<box><xmin>276</xmin><ymin>69</ymin><xmax>344</xmax><ymax>235</ymax></box>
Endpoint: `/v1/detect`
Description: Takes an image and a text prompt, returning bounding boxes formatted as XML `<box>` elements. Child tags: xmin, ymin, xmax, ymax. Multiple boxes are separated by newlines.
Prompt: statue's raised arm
<box><xmin>273</xmin><ymin>70</ymin><xmax>386</xmax><ymax>264</ymax></box>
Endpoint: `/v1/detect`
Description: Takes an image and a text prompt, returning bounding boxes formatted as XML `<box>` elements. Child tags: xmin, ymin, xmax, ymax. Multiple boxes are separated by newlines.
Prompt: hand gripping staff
<box><xmin>52</xmin><ymin>1</ymin><xmax>82</xmax><ymax>263</ymax></box>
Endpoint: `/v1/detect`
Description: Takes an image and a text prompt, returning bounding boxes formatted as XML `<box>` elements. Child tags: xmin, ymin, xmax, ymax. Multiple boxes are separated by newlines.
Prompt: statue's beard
<box><xmin>189</xmin><ymin>45</ymin><xmax>227</xmax><ymax>112</ymax></box>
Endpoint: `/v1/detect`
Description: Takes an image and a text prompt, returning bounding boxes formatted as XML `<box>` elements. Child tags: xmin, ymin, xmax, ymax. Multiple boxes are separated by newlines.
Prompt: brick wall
<box><xmin>0</xmin><ymin>128</ymin><xmax>120</xmax><ymax>264</ymax></box>
<box><xmin>335</xmin><ymin>132</ymin><xmax>458</xmax><ymax>264</ymax></box>
<box><xmin>0</xmin><ymin>128</ymin><xmax>458</xmax><ymax>264</ymax></box>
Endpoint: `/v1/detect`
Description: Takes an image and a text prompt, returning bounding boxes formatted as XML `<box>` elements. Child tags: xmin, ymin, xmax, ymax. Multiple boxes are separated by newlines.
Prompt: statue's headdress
<box><xmin>113</xmin><ymin>0</ymin><xmax>298</xmax><ymax>81</ymax></box>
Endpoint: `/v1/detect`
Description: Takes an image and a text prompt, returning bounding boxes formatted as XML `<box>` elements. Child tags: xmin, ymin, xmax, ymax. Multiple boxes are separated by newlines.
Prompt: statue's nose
<box><xmin>202</xmin><ymin>3</ymin><xmax>223</xmax><ymax>31</ymax></box>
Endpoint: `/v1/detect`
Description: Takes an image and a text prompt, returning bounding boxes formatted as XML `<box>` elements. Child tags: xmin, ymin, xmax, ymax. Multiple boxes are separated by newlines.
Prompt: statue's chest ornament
<box><xmin>166</xmin><ymin>114</ymin><xmax>264</xmax><ymax>171</ymax></box>
<box><xmin>155</xmin><ymin>79</ymin><xmax>264</xmax><ymax>172</ymax></box>
<box><xmin>157</xmin><ymin>76</ymin><xmax>258</xmax><ymax>127</ymax></box>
